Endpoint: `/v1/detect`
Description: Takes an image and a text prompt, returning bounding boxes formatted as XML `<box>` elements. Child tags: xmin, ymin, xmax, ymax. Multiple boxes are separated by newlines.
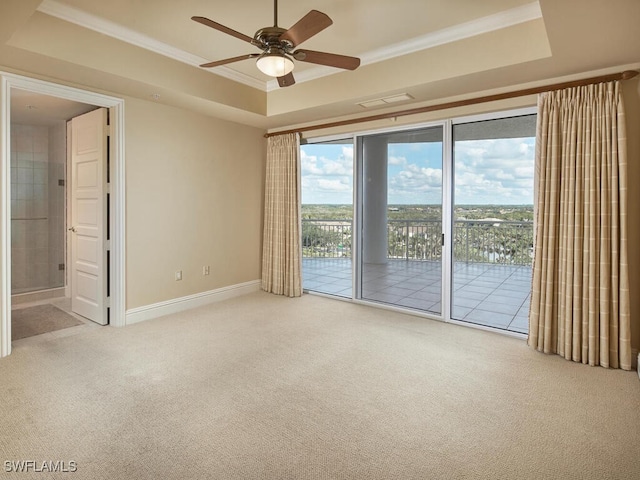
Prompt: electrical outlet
<box><xmin>203</xmin><ymin>266</ymin><xmax>210</xmax><ymax>276</ymax></box>
<box><xmin>175</xmin><ymin>270</ymin><xmax>182</xmax><ymax>281</ymax></box>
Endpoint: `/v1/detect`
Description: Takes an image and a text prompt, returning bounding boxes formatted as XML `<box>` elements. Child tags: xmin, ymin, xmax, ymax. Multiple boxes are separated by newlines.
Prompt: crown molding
<box><xmin>39</xmin><ymin>0</ymin><xmax>541</xmax><ymax>93</ymax></box>
<box><xmin>267</xmin><ymin>1</ymin><xmax>542</xmax><ymax>91</ymax></box>
<box><xmin>361</xmin><ymin>1</ymin><xmax>542</xmax><ymax>66</ymax></box>
<box><xmin>37</xmin><ymin>0</ymin><xmax>266</xmax><ymax>91</ymax></box>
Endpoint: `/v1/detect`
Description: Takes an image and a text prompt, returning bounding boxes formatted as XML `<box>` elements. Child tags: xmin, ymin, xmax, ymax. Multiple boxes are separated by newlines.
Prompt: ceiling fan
<box><xmin>192</xmin><ymin>0</ymin><xmax>361</xmax><ymax>87</ymax></box>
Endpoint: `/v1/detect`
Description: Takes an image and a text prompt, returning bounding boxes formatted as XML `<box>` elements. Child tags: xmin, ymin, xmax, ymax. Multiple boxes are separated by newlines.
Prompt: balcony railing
<box><xmin>387</xmin><ymin>220</ymin><xmax>442</xmax><ymax>261</ymax></box>
<box><xmin>453</xmin><ymin>220</ymin><xmax>533</xmax><ymax>265</ymax></box>
<box><xmin>302</xmin><ymin>218</ymin><xmax>533</xmax><ymax>265</ymax></box>
<box><xmin>302</xmin><ymin>219</ymin><xmax>352</xmax><ymax>258</ymax></box>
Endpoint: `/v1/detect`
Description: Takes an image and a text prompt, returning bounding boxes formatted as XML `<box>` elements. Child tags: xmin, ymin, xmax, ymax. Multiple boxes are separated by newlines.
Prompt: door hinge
<box><xmin>106</xmin><ymin>183</ymin><xmax>111</xmax><ymax>194</ymax></box>
<box><xmin>105</xmin><ymin>240</ymin><xmax>111</xmax><ymax>251</ymax></box>
<box><xmin>106</xmin><ymin>297</ymin><xmax>111</xmax><ymax>308</ymax></box>
<box><xmin>441</xmin><ymin>233</ymin><xmax>445</xmax><ymax>246</ymax></box>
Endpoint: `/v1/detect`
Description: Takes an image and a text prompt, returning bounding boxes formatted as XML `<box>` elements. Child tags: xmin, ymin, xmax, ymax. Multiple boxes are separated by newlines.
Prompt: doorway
<box><xmin>300</xmin><ymin>107</ymin><xmax>536</xmax><ymax>335</ymax></box>
<box><xmin>357</xmin><ymin>126</ymin><xmax>444</xmax><ymax>313</ymax></box>
<box><xmin>10</xmin><ymin>93</ymin><xmax>107</xmax><ymax>341</ymax></box>
<box><xmin>1</xmin><ymin>72</ymin><xmax>126</xmax><ymax>357</ymax></box>
<box><xmin>450</xmin><ymin>114</ymin><xmax>536</xmax><ymax>333</ymax></box>
<box><xmin>300</xmin><ymin>137</ymin><xmax>354</xmax><ymax>298</ymax></box>
<box><xmin>10</xmin><ymin>89</ymin><xmax>95</xmax><ymax>293</ymax></box>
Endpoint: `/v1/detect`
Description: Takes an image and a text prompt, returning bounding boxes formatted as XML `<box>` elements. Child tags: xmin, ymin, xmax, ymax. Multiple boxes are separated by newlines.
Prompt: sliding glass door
<box><xmin>301</xmin><ymin>108</ymin><xmax>536</xmax><ymax>335</ymax></box>
<box><xmin>451</xmin><ymin>114</ymin><xmax>536</xmax><ymax>333</ymax></box>
<box><xmin>300</xmin><ymin>139</ymin><xmax>354</xmax><ymax>298</ymax></box>
<box><xmin>358</xmin><ymin>126</ymin><xmax>443</xmax><ymax>314</ymax></box>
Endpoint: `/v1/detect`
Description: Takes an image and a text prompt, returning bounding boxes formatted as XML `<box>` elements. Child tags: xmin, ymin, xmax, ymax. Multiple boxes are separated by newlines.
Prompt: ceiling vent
<box><xmin>358</xmin><ymin>93</ymin><xmax>414</xmax><ymax>108</ymax></box>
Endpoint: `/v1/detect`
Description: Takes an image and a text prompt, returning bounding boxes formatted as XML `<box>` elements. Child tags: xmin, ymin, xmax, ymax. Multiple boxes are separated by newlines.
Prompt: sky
<box><xmin>301</xmin><ymin>137</ymin><xmax>535</xmax><ymax>205</ymax></box>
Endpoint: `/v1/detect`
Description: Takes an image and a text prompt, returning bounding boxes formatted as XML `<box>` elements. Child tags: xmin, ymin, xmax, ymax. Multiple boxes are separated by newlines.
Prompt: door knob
<box><xmin>68</xmin><ymin>226</ymin><xmax>76</xmax><ymax>232</ymax></box>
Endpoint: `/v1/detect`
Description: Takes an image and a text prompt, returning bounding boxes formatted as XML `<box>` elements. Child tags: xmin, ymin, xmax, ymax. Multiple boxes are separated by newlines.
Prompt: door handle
<box><xmin>68</xmin><ymin>226</ymin><xmax>77</xmax><ymax>233</ymax></box>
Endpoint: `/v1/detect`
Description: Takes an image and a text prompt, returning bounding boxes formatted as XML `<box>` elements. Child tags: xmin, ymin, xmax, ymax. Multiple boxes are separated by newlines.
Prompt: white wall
<box><xmin>124</xmin><ymin>97</ymin><xmax>266</xmax><ymax>310</ymax></box>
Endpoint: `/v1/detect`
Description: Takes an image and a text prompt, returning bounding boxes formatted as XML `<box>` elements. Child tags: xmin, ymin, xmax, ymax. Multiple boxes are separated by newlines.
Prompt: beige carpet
<box><xmin>11</xmin><ymin>304</ymin><xmax>83</xmax><ymax>340</ymax></box>
<box><xmin>0</xmin><ymin>291</ymin><xmax>638</xmax><ymax>479</ymax></box>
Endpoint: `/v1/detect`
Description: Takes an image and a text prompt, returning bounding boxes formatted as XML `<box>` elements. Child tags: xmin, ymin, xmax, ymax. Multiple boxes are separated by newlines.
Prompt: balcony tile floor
<box><xmin>302</xmin><ymin>258</ymin><xmax>531</xmax><ymax>334</ymax></box>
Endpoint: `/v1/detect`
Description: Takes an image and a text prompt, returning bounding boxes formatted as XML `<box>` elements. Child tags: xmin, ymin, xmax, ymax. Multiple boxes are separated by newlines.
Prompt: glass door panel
<box><xmin>359</xmin><ymin>126</ymin><xmax>443</xmax><ymax>314</ymax></box>
<box><xmin>451</xmin><ymin>114</ymin><xmax>536</xmax><ymax>332</ymax></box>
<box><xmin>300</xmin><ymin>139</ymin><xmax>354</xmax><ymax>298</ymax></box>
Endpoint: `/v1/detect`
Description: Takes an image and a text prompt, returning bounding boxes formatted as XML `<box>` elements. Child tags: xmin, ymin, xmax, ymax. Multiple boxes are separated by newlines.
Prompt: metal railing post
<box><xmin>465</xmin><ymin>222</ymin><xmax>469</xmax><ymax>263</ymax></box>
<box><xmin>405</xmin><ymin>220</ymin><xmax>409</xmax><ymax>260</ymax></box>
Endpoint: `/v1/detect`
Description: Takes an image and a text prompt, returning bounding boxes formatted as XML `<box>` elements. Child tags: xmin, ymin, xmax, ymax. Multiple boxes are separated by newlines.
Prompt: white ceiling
<box><xmin>11</xmin><ymin>88</ymin><xmax>96</xmax><ymax>126</ymax></box>
<box><xmin>1</xmin><ymin>0</ymin><xmax>639</xmax><ymax>130</ymax></box>
<box><xmin>36</xmin><ymin>0</ymin><xmax>541</xmax><ymax>90</ymax></box>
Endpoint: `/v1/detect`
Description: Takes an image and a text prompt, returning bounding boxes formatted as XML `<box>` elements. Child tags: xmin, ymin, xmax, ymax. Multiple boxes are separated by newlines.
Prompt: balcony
<box><xmin>302</xmin><ymin>218</ymin><xmax>533</xmax><ymax>334</ymax></box>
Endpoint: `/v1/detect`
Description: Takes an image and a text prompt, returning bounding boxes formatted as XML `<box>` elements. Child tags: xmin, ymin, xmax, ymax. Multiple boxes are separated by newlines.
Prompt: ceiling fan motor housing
<box><xmin>254</xmin><ymin>27</ymin><xmax>293</xmax><ymax>51</ymax></box>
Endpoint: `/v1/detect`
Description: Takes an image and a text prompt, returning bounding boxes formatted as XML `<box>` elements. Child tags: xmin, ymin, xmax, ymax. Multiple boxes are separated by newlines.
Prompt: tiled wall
<box><xmin>48</xmin><ymin>123</ymin><xmax>67</xmax><ymax>288</ymax></box>
<box><xmin>10</xmin><ymin>123</ymin><xmax>66</xmax><ymax>294</ymax></box>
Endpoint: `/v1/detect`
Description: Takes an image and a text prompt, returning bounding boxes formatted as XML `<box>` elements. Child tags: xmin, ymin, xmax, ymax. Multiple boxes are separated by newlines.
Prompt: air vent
<box><xmin>358</xmin><ymin>93</ymin><xmax>414</xmax><ymax>108</ymax></box>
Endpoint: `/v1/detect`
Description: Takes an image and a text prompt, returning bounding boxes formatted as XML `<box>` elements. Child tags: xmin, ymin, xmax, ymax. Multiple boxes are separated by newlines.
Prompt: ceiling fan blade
<box><xmin>277</xmin><ymin>72</ymin><xmax>296</xmax><ymax>87</ymax></box>
<box><xmin>200</xmin><ymin>54</ymin><xmax>260</xmax><ymax>68</ymax></box>
<box><xmin>279</xmin><ymin>10</ymin><xmax>333</xmax><ymax>47</ymax></box>
<box><xmin>293</xmin><ymin>49</ymin><xmax>360</xmax><ymax>70</ymax></box>
<box><xmin>191</xmin><ymin>16</ymin><xmax>254</xmax><ymax>44</ymax></box>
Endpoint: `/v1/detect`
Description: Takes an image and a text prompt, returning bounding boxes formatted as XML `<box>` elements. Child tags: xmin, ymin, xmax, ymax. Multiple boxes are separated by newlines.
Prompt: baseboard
<box><xmin>11</xmin><ymin>287</ymin><xmax>66</xmax><ymax>305</ymax></box>
<box><xmin>125</xmin><ymin>280</ymin><xmax>261</xmax><ymax>325</ymax></box>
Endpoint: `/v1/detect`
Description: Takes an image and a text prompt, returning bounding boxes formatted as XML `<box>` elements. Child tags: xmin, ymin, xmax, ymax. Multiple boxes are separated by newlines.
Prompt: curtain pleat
<box><xmin>261</xmin><ymin>133</ymin><xmax>302</xmax><ymax>297</ymax></box>
<box><xmin>529</xmin><ymin>81</ymin><xmax>631</xmax><ymax>370</ymax></box>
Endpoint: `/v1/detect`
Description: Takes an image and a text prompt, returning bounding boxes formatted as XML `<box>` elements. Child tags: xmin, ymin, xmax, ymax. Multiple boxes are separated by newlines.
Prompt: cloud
<box><xmin>342</xmin><ymin>146</ymin><xmax>353</xmax><ymax>160</ymax></box>
<box><xmin>301</xmin><ymin>144</ymin><xmax>354</xmax><ymax>203</ymax></box>
<box><xmin>453</xmin><ymin>138</ymin><xmax>535</xmax><ymax>203</ymax></box>
<box><xmin>388</xmin><ymin>155</ymin><xmax>407</xmax><ymax>166</ymax></box>
<box><xmin>300</xmin><ymin>150</ymin><xmax>323</xmax><ymax>175</ymax></box>
<box><xmin>301</xmin><ymin>137</ymin><xmax>535</xmax><ymax>205</ymax></box>
<box><xmin>392</xmin><ymin>165</ymin><xmax>442</xmax><ymax>189</ymax></box>
<box><xmin>316</xmin><ymin>178</ymin><xmax>351</xmax><ymax>192</ymax></box>
<box><xmin>456</xmin><ymin>138</ymin><xmax>533</xmax><ymax>165</ymax></box>
<box><xmin>301</xmin><ymin>147</ymin><xmax>352</xmax><ymax>176</ymax></box>
<box><xmin>388</xmin><ymin>164</ymin><xmax>443</xmax><ymax>203</ymax></box>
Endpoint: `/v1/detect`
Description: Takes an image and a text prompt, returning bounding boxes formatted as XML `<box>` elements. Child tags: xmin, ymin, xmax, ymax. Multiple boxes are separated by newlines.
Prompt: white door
<box><xmin>70</xmin><ymin>108</ymin><xmax>108</xmax><ymax>325</ymax></box>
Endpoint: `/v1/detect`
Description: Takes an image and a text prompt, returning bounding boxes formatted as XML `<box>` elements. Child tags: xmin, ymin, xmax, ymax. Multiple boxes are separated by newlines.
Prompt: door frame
<box><xmin>310</xmin><ymin>107</ymin><xmax>536</xmax><ymax>336</ymax></box>
<box><xmin>0</xmin><ymin>72</ymin><xmax>126</xmax><ymax>357</ymax></box>
<box><xmin>353</xmin><ymin>120</ymin><xmax>449</xmax><ymax>320</ymax></box>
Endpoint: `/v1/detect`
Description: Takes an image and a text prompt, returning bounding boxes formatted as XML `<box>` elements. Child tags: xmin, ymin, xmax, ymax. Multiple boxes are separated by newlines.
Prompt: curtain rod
<box><xmin>264</xmin><ymin>70</ymin><xmax>639</xmax><ymax>138</ymax></box>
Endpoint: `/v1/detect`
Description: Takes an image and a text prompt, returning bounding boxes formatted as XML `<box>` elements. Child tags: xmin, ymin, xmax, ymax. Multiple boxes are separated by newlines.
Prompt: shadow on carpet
<box><xmin>11</xmin><ymin>304</ymin><xmax>83</xmax><ymax>340</ymax></box>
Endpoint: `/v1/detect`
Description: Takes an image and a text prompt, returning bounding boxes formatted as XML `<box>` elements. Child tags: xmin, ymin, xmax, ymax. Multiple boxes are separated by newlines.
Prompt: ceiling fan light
<box><xmin>256</xmin><ymin>53</ymin><xmax>294</xmax><ymax>77</ymax></box>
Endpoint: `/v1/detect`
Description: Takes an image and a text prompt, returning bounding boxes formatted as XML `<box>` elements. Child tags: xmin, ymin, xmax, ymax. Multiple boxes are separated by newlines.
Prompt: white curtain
<box><xmin>529</xmin><ymin>81</ymin><xmax>631</xmax><ymax>370</ymax></box>
<box><xmin>261</xmin><ymin>133</ymin><xmax>303</xmax><ymax>297</ymax></box>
